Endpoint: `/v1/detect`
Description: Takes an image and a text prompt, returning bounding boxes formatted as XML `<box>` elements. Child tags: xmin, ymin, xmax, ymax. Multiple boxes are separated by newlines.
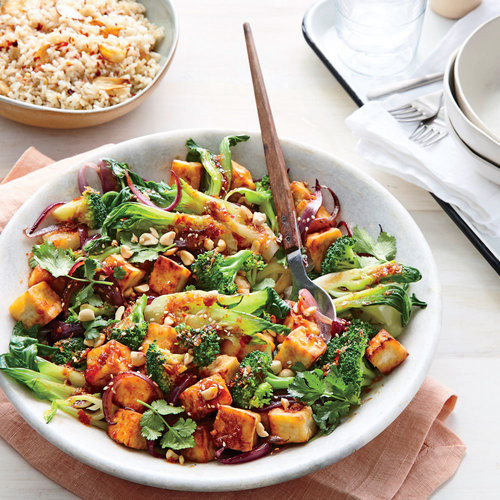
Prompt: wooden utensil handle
<box><xmin>243</xmin><ymin>22</ymin><xmax>301</xmax><ymax>252</ymax></box>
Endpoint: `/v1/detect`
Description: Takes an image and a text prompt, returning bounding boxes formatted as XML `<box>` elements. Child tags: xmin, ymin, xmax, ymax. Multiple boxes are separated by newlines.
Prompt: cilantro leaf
<box><xmin>312</xmin><ymin>400</ymin><xmax>350</xmax><ymax>434</ymax></box>
<box><xmin>160</xmin><ymin>418</ymin><xmax>196</xmax><ymax>450</ymax></box>
<box><xmin>83</xmin><ymin>317</ymin><xmax>111</xmax><ymax>340</ymax></box>
<box><xmin>150</xmin><ymin>400</ymin><xmax>184</xmax><ymax>416</ymax></box>
<box><xmin>71</xmin><ymin>284</ymin><xmax>103</xmax><ymax>308</ymax></box>
<box><xmin>83</xmin><ymin>259</ymin><xmax>99</xmax><ymax>281</ymax></box>
<box><xmin>288</xmin><ymin>368</ymin><xmax>328</xmax><ymax>405</ymax></box>
<box><xmin>113</xmin><ymin>267</ymin><xmax>126</xmax><ymax>280</ymax></box>
<box><xmin>352</xmin><ymin>226</ymin><xmax>397</xmax><ymax>262</ymax></box>
<box><xmin>138</xmin><ymin>399</ymin><xmax>195</xmax><ymax>449</ymax></box>
<box><xmin>31</xmin><ymin>241</ymin><xmax>75</xmax><ymax>278</ymax></box>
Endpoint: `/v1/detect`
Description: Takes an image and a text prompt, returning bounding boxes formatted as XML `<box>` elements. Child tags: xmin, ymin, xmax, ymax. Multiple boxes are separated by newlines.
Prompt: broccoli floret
<box><xmin>52</xmin><ymin>187</ymin><xmax>107</xmax><ymax>229</ymax></box>
<box><xmin>321</xmin><ymin>236</ymin><xmax>360</xmax><ymax>274</ymax></box>
<box><xmin>317</xmin><ymin>319</ymin><xmax>376</xmax><ymax>404</ymax></box>
<box><xmin>231</xmin><ymin>351</ymin><xmax>273</xmax><ymax>409</ymax></box>
<box><xmin>109</xmin><ymin>295</ymin><xmax>148</xmax><ymax>350</ymax></box>
<box><xmin>175</xmin><ymin>323</ymin><xmax>220</xmax><ymax>367</ymax></box>
<box><xmin>52</xmin><ymin>337</ymin><xmax>87</xmax><ymax>368</ymax></box>
<box><xmin>257</xmin><ymin>174</ymin><xmax>270</xmax><ymax>190</ymax></box>
<box><xmin>192</xmin><ymin>249</ymin><xmax>265</xmax><ymax>294</ymax></box>
<box><xmin>265</xmin><ymin>371</ymin><xmax>294</xmax><ymax>391</ymax></box>
<box><xmin>145</xmin><ymin>341</ymin><xmax>178</xmax><ymax>394</ymax></box>
<box><xmin>315</xmin><ymin>260</ymin><xmax>422</xmax><ymax>298</ymax></box>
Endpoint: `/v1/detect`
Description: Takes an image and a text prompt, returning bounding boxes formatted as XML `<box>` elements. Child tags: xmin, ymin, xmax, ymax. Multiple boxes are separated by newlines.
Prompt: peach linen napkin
<box><xmin>0</xmin><ymin>148</ymin><xmax>466</xmax><ymax>500</ymax></box>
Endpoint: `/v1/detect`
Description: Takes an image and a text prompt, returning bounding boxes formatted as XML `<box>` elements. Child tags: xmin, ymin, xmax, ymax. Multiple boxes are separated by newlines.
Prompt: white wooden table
<box><xmin>0</xmin><ymin>1</ymin><xmax>499</xmax><ymax>498</ymax></box>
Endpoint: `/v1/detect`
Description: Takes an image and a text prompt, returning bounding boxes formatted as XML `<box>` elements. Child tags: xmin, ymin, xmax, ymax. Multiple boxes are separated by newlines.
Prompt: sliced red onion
<box><xmin>78</xmin><ymin>163</ymin><xmax>98</xmax><ymax>194</ymax></box>
<box><xmin>43</xmin><ymin>320</ymin><xmax>84</xmax><ymax>344</ymax></box>
<box><xmin>254</xmin><ymin>396</ymin><xmax>299</xmax><ymax>413</ymax></box>
<box><xmin>331</xmin><ymin>318</ymin><xmax>349</xmax><ymax>337</ymax></box>
<box><xmin>336</xmin><ymin>221</ymin><xmax>352</xmax><ymax>237</ymax></box>
<box><xmin>125</xmin><ymin>171</ymin><xmax>158</xmax><ymax>208</ymax></box>
<box><xmin>163</xmin><ymin>171</ymin><xmax>182</xmax><ymax>212</ymax></box>
<box><xmin>215</xmin><ymin>443</ymin><xmax>272</xmax><ymax>464</ymax></box>
<box><xmin>146</xmin><ymin>440</ymin><xmax>164</xmax><ymax>458</ymax></box>
<box><xmin>68</xmin><ymin>259</ymin><xmax>85</xmax><ymax>276</ymax></box>
<box><xmin>102</xmin><ymin>371</ymin><xmax>161</xmax><ymax>424</ymax></box>
<box><xmin>28</xmin><ymin>202</ymin><xmax>65</xmax><ymax>235</ymax></box>
<box><xmin>95</xmin><ymin>277</ymin><xmax>124</xmax><ymax>307</ymax></box>
<box><xmin>299</xmin><ymin>289</ymin><xmax>333</xmax><ymax>342</ymax></box>
<box><xmin>166</xmin><ymin>373</ymin><xmax>197</xmax><ymax>404</ymax></box>
<box><xmin>298</xmin><ymin>180</ymin><xmax>323</xmax><ymax>239</ymax></box>
<box><xmin>62</xmin><ymin>281</ymin><xmax>84</xmax><ymax>314</ymax></box>
<box><xmin>320</xmin><ymin>185</ymin><xmax>340</xmax><ymax>226</ymax></box>
<box><xmin>23</xmin><ymin>224</ymin><xmax>60</xmax><ymax>239</ymax></box>
<box><xmin>97</xmin><ymin>160</ymin><xmax>119</xmax><ymax>193</ymax></box>
<box><xmin>77</xmin><ymin>225</ymin><xmax>88</xmax><ymax>248</ymax></box>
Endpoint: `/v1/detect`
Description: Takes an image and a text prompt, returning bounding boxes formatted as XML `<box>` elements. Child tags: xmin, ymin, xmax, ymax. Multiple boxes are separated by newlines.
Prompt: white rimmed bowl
<box><xmin>0</xmin><ymin>130</ymin><xmax>441</xmax><ymax>491</ymax></box>
<box><xmin>454</xmin><ymin>16</ymin><xmax>500</xmax><ymax>142</ymax></box>
<box><xmin>444</xmin><ymin>50</ymin><xmax>500</xmax><ymax>184</ymax></box>
<box><xmin>0</xmin><ymin>0</ymin><xmax>178</xmax><ymax>129</ymax></box>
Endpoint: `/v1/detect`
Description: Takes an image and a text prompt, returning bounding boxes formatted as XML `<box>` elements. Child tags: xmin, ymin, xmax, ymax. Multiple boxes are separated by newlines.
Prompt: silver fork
<box><xmin>409</xmin><ymin>107</ymin><xmax>448</xmax><ymax>147</ymax></box>
<box><xmin>389</xmin><ymin>91</ymin><xmax>443</xmax><ymax>123</ymax></box>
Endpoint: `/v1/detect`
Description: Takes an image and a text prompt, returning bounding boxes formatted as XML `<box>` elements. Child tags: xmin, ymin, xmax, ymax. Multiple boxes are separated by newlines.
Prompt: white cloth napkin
<box><xmin>346</xmin><ymin>0</ymin><xmax>500</xmax><ymax>237</ymax></box>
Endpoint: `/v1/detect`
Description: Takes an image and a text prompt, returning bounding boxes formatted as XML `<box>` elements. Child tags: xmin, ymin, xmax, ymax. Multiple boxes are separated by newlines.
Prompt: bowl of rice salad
<box><xmin>0</xmin><ymin>0</ymin><xmax>178</xmax><ymax>128</ymax></box>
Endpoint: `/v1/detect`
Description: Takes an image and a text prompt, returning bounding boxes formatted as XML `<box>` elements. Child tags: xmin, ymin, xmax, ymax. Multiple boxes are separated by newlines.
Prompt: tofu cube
<box><xmin>238</xmin><ymin>332</ymin><xmax>275</xmax><ymax>360</ymax></box>
<box><xmin>107</xmin><ymin>409</ymin><xmax>147</xmax><ymax>450</ymax></box>
<box><xmin>28</xmin><ymin>265</ymin><xmax>66</xmax><ymax>294</ymax></box>
<box><xmin>283</xmin><ymin>309</ymin><xmax>320</xmax><ymax>342</ymax></box>
<box><xmin>169</xmin><ymin>159</ymin><xmax>203</xmax><ymax>190</ymax></box>
<box><xmin>220</xmin><ymin>338</ymin><xmax>241</xmax><ymax>358</ymax></box>
<box><xmin>102</xmin><ymin>254</ymin><xmax>145</xmax><ymax>292</ymax></box>
<box><xmin>212</xmin><ymin>405</ymin><xmax>261</xmax><ymax>452</ymax></box>
<box><xmin>142</xmin><ymin>323</ymin><xmax>186</xmax><ymax>353</ymax></box>
<box><xmin>230</xmin><ymin>161</ymin><xmax>255</xmax><ymax>190</ymax></box>
<box><xmin>275</xmin><ymin>325</ymin><xmax>326</xmax><ymax>369</ymax></box>
<box><xmin>148</xmin><ymin>255</ymin><xmax>191</xmax><ymax>295</ymax></box>
<box><xmin>43</xmin><ymin>229</ymin><xmax>81</xmax><ymax>250</ymax></box>
<box><xmin>85</xmin><ymin>340</ymin><xmax>131</xmax><ymax>388</ymax></box>
<box><xmin>366</xmin><ymin>329</ymin><xmax>409</xmax><ymax>374</ymax></box>
<box><xmin>112</xmin><ymin>372</ymin><xmax>158</xmax><ymax>412</ymax></box>
<box><xmin>199</xmin><ymin>355</ymin><xmax>240</xmax><ymax>384</ymax></box>
<box><xmin>9</xmin><ymin>281</ymin><xmax>62</xmax><ymax>328</ymax></box>
<box><xmin>179</xmin><ymin>374</ymin><xmax>232</xmax><ymax>420</ymax></box>
<box><xmin>305</xmin><ymin>227</ymin><xmax>343</xmax><ymax>272</ymax></box>
<box><xmin>182</xmin><ymin>423</ymin><xmax>216</xmax><ymax>463</ymax></box>
<box><xmin>268</xmin><ymin>405</ymin><xmax>317</xmax><ymax>443</ymax></box>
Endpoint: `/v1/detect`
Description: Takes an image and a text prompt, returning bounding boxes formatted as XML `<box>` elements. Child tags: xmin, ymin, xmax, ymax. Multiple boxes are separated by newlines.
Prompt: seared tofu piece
<box><xmin>275</xmin><ymin>325</ymin><xmax>326</xmax><ymax>369</ymax></box>
<box><xmin>28</xmin><ymin>265</ymin><xmax>66</xmax><ymax>294</ymax></box>
<box><xmin>179</xmin><ymin>374</ymin><xmax>232</xmax><ymax>420</ymax></box>
<box><xmin>230</xmin><ymin>161</ymin><xmax>255</xmax><ymax>190</ymax></box>
<box><xmin>237</xmin><ymin>332</ymin><xmax>275</xmax><ymax>360</ymax></box>
<box><xmin>220</xmin><ymin>337</ymin><xmax>241</xmax><ymax>358</ymax></box>
<box><xmin>169</xmin><ymin>159</ymin><xmax>203</xmax><ymax>190</ymax></box>
<box><xmin>282</xmin><ymin>308</ymin><xmax>320</xmax><ymax>343</ymax></box>
<box><xmin>42</xmin><ymin>229</ymin><xmax>81</xmax><ymax>250</ymax></box>
<box><xmin>112</xmin><ymin>372</ymin><xmax>158</xmax><ymax>412</ymax></box>
<box><xmin>212</xmin><ymin>405</ymin><xmax>261</xmax><ymax>452</ymax></box>
<box><xmin>182</xmin><ymin>423</ymin><xmax>216</xmax><ymax>463</ymax></box>
<box><xmin>9</xmin><ymin>281</ymin><xmax>62</xmax><ymax>328</ymax></box>
<box><xmin>366</xmin><ymin>329</ymin><xmax>408</xmax><ymax>374</ymax></box>
<box><xmin>148</xmin><ymin>255</ymin><xmax>191</xmax><ymax>295</ymax></box>
<box><xmin>268</xmin><ymin>404</ymin><xmax>317</xmax><ymax>443</ymax></box>
<box><xmin>199</xmin><ymin>355</ymin><xmax>240</xmax><ymax>385</ymax></box>
<box><xmin>142</xmin><ymin>323</ymin><xmax>186</xmax><ymax>353</ymax></box>
<box><xmin>290</xmin><ymin>181</ymin><xmax>330</xmax><ymax>218</ymax></box>
<box><xmin>85</xmin><ymin>340</ymin><xmax>131</xmax><ymax>388</ymax></box>
<box><xmin>305</xmin><ymin>227</ymin><xmax>343</xmax><ymax>272</ymax></box>
<box><xmin>107</xmin><ymin>409</ymin><xmax>147</xmax><ymax>450</ymax></box>
<box><xmin>102</xmin><ymin>254</ymin><xmax>145</xmax><ymax>292</ymax></box>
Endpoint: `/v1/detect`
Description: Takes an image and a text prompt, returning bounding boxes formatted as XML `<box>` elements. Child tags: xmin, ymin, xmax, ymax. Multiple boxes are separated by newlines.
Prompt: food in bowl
<box><xmin>0</xmin><ymin>0</ymin><xmax>164</xmax><ymax>110</ymax></box>
<box><xmin>0</xmin><ymin>135</ymin><xmax>426</xmax><ymax>465</ymax></box>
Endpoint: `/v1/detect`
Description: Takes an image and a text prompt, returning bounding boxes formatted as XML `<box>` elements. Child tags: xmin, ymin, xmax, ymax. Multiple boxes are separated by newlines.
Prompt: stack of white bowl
<box><xmin>443</xmin><ymin>16</ymin><xmax>500</xmax><ymax>184</ymax></box>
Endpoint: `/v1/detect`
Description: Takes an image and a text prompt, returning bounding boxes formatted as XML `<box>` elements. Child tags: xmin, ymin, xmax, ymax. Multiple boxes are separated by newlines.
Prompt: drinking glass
<box><xmin>334</xmin><ymin>0</ymin><xmax>427</xmax><ymax>76</ymax></box>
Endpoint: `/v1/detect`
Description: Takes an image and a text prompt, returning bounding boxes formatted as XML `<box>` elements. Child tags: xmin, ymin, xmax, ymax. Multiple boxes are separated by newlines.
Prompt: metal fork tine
<box><xmin>410</xmin><ymin>123</ymin><xmax>426</xmax><ymax>140</ymax></box>
<box><xmin>390</xmin><ymin>108</ymin><xmax>419</xmax><ymax>117</ymax></box>
<box><xmin>422</xmin><ymin>131</ymin><xmax>448</xmax><ymax>147</ymax></box>
<box><xmin>388</xmin><ymin>104</ymin><xmax>413</xmax><ymax>113</ymax></box>
<box><xmin>416</xmin><ymin>127</ymin><xmax>434</xmax><ymax>143</ymax></box>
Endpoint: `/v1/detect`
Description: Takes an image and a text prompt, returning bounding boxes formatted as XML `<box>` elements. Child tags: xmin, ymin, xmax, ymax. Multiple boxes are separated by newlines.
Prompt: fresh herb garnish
<box><xmin>352</xmin><ymin>226</ymin><xmax>396</xmax><ymax>264</ymax></box>
<box><xmin>138</xmin><ymin>399</ymin><xmax>196</xmax><ymax>450</ymax></box>
<box><xmin>113</xmin><ymin>267</ymin><xmax>126</xmax><ymax>280</ymax></box>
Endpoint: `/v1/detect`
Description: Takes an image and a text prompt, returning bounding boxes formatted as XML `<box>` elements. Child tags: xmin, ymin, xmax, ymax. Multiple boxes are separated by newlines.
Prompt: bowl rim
<box><xmin>444</xmin><ymin>50</ymin><xmax>500</xmax><ymax>169</ymax></box>
<box><xmin>454</xmin><ymin>15</ymin><xmax>500</xmax><ymax>142</ymax></box>
<box><xmin>0</xmin><ymin>129</ymin><xmax>441</xmax><ymax>491</ymax></box>
<box><xmin>0</xmin><ymin>0</ymin><xmax>179</xmax><ymax>115</ymax></box>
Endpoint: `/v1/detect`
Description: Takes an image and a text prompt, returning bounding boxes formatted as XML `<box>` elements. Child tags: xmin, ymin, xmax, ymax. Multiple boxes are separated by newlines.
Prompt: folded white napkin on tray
<box><xmin>346</xmin><ymin>1</ymin><xmax>500</xmax><ymax>237</ymax></box>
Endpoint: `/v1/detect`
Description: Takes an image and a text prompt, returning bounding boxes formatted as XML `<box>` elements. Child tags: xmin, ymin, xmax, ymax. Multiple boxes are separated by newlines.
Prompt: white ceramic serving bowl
<box><xmin>444</xmin><ymin>50</ymin><xmax>500</xmax><ymax>184</ymax></box>
<box><xmin>454</xmin><ymin>16</ymin><xmax>500</xmax><ymax>142</ymax></box>
<box><xmin>0</xmin><ymin>0</ymin><xmax>178</xmax><ymax>129</ymax></box>
<box><xmin>0</xmin><ymin>130</ymin><xmax>441</xmax><ymax>491</ymax></box>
